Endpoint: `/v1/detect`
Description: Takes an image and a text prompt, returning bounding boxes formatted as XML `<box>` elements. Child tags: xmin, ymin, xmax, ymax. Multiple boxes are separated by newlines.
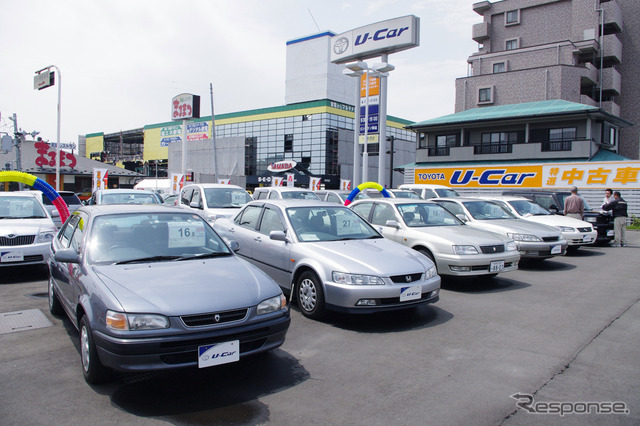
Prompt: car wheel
<box><xmin>48</xmin><ymin>279</ymin><xmax>64</xmax><ymax>316</ymax></box>
<box><xmin>79</xmin><ymin>316</ymin><xmax>111</xmax><ymax>384</ymax></box>
<box><xmin>296</xmin><ymin>271</ymin><xmax>326</xmax><ymax>319</ymax></box>
<box><xmin>417</xmin><ymin>248</ymin><xmax>438</xmax><ymax>272</ymax></box>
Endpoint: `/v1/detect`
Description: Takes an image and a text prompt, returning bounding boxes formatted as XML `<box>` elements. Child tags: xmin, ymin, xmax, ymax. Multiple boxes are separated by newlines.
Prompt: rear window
<box><xmin>42</xmin><ymin>193</ymin><xmax>82</xmax><ymax>206</ymax></box>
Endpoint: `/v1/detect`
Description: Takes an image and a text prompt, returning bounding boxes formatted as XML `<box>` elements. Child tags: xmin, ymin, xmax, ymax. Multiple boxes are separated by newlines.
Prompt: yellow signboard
<box><xmin>415</xmin><ymin>162</ymin><xmax>640</xmax><ymax>189</ymax></box>
<box><xmin>360</xmin><ymin>75</ymin><xmax>380</xmax><ymax>97</ymax></box>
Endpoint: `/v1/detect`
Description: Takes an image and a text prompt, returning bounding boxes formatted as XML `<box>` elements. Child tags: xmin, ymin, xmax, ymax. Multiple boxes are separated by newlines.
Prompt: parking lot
<box><xmin>1</xmin><ymin>233</ymin><xmax>639</xmax><ymax>425</ymax></box>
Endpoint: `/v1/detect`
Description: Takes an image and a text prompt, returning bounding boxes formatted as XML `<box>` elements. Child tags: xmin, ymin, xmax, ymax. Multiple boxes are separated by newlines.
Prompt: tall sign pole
<box><xmin>210</xmin><ymin>83</ymin><xmax>218</xmax><ymax>182</ymax></box>
<box><xmin>34</xmin><ymin>65</ymin><xmax>62</xmax><ymax>190</ymax></box>
<box><xmin>171</xmin><ymin>93</ymin><xmax>201</xmax><ymax>183</ymax></box>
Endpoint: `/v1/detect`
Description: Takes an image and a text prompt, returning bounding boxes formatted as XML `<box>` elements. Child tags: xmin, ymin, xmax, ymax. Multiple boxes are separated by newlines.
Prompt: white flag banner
<box><xmin>218</xmin><ymin>179</ymin><xmax>231</xmax><ymax>184</ymax></box>
<box><xmin>92</xmin><ymin>168</ymin><xmax>109</xmax><ymax>192</ymax></box>
<box><xmin>170</xmin><ymin>173</ymin><xmax>184</xmax><ymax>194</ymax></box>
<box><xmin>340</xmin><ymin>179</ymin><xmax>351</xmax><ymax>191</ymax></box>
<box><xmin>272</xmin><ymin>177</ymin><xmax>284</xmax><ymax>187</ymax></box>
<box><xmin>286</xmin><ymin>173</ymin><xmax>294</xmax><ymax>187</ymax></box>
<box><xmin>309</xmin><ymin>177</ymin><xmax>321</xmax><ymax>191</ymax></box>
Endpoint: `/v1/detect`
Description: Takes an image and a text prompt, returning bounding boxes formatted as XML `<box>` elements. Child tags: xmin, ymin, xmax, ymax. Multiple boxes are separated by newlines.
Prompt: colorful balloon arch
<box><xmin>344</xmin><ymin>181</ymin><xmax>391</xmax><ymax>206</ymax></box>
<box><xmin>0</xmin><ymin>171</ymin><xmax>70</xmax><ymax>223</ymax></box>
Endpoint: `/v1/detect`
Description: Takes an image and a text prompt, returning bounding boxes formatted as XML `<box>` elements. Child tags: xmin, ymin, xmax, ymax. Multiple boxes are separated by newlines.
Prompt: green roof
<box><xmin>408</xmin><ymin>100</ymin><xmax>630</xmax><ymax>128</ymax></box>
<box><xmin>588</xmin><ymin>149</ymin><xmax>632</xmax><ymax>162</ymax></box>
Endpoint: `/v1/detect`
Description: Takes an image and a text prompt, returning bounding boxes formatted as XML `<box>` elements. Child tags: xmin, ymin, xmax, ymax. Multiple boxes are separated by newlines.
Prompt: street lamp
<box><xmin>343</xmin><ymin>60</ymin><xmax>393</xmax><ymax>185</ymax></box>
<box><xmin>34</xmin><ymin>65</ymin><xmax>62</xmax><ymax>191</ymax></box>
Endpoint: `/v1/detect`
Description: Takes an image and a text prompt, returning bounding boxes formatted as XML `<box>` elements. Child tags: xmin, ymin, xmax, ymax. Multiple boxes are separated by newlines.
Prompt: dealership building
<box><xmin>81</xmin><ymin>24</ymin><xmax>419</xmax><ymax>190</ymax></box>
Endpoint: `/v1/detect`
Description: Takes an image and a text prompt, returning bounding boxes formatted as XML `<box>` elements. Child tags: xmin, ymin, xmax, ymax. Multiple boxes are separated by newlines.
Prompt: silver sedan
<box><xmin>350</xmin><ymin>199</ymin><xmax>520</xmax><ymax>277</ymax></box>
<box><xmin>214</xmin><ymin>200</ymin><xmax>441</xmax><ymax>319</ymax></box>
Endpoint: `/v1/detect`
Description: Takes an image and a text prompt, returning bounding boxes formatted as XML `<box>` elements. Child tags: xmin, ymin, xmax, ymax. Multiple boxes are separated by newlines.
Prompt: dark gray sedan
<box><xmin>48</xmin><ymin>205</ymin><xmax>290</xmax><ymax>384</ymax></box>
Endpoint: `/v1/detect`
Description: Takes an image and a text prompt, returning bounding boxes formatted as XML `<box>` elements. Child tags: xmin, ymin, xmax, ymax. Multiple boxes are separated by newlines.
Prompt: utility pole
<box><xmin>8</xmin><ymin>114</ymin><xmax>23</xmax><ymax>190</ymax></box>
<box><xmin>387</xmin><ymin>136</ymin><xmax>395</xmax><ymax>188</ymax></box>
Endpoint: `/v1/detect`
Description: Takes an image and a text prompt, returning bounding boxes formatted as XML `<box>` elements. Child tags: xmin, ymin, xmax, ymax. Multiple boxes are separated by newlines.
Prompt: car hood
<box><xmin>0</xmin><ymin>218</ymin><xmax>56</xmax><ymax>236</ymax></box>
<box><xmin>468</xmin><ymin>218</ymin><xmax>561</xmax><ymax>238</ymax></box>
<box><xmin>299</xmin><ymin>238</ymin><xmax>431</xmax><ymax>276</ymax></box>
<box><xmin>408</xmin><ymin>225</ymin><xmax>509</xmax><ymax>245</ymax></box>
<box><xmin>92</xmin><ymin>256</ymin><xmax>281</xmax><ymax>316</ymax></box>
<box><xmin>519</xmin><ymin>215</ymin><xmax>592</xmax><ymax>229</ymax></box>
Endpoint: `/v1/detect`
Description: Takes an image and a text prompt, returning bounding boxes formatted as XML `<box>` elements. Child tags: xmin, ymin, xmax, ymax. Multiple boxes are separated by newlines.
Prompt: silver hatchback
<box><xmin>214</xmin><ymin>200</ymin><xmax>441</xmax><ymax>319</ymax></box>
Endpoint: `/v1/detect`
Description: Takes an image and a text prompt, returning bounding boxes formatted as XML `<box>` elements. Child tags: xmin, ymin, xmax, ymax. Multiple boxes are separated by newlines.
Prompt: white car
<box><xmin>475</xmin><ymin>196</ymin><xmax>598</xmax><ymax>250</ymax></box>
<box><xmin>350</xmin><ymin>198</ymin><xmax>520</xmax><ymax>277</ymax></box>
<box><xmin>179</xmin><ymin>183</ymin><xmax>252</xmax><ymax>223</ymax></box>
<box><xmin>0</xmin><ymin>192</ymin><xmax>57</xmax><ymax>269</ymax></box>
<box><xmin>433</xmin><ymin>198</ymin><xmax>568</xmax><ymax>260</ymax></box>
<box><xmin>398</xmin><ymin>184</ymin><xmax>460</xmax><ymax>199</ymax></box>
<box><xmin>252</xmin><ymin>187</ymin><xmax>320</xmax><ymax>200</ymax></box>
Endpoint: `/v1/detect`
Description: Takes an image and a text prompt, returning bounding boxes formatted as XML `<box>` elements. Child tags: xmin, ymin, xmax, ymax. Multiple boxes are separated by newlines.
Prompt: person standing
<box><xmin>601</xmin><ymin>188</ymin><xmax>615</xmax><ymax>215</ymax></box>
<box><xmin>563</xmin><ymin>186</ymin><xmax>584</xmax><ymax>220</ymax></box>
<box><xmin>603</xmin><ymin>191</ymin><xmax>628</xmax><ymax>247</ymax></box>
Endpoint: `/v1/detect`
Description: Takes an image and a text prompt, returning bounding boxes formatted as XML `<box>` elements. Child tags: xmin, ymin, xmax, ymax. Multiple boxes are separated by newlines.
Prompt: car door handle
<box><xmin>254</xmin><ymin>236</ymin><xmax>262</xmax><ymax>242</ymax></box>
<box><xmin>228</xmin><ymin>227</ymin><xmax>235</xmax><ymax>233</ymax></box>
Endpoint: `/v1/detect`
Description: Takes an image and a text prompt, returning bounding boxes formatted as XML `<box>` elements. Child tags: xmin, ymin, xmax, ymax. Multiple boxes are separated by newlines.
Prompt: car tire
<box><xmin>79</xmin><ymin>316</ymin><xmax>111</xmax><ymax>384</ymax></box>
<box><xmin>484</xmin><ymin>273</ymin><xmax>498</xmax><ymax>278</ymax></box>
<box><xmin>417</xmin><ymin>248</ymin><xmax>438</xmax><ymax>272</ymax></box>
<box><xmin>48</xmin><ymin>279</ymin><xmax>64</xmax><ymax>316</ymax></box>
<box><xmin>296</xmin><ymin>271</ymin><xmax>326</xmax><ymax>319</ymax></box>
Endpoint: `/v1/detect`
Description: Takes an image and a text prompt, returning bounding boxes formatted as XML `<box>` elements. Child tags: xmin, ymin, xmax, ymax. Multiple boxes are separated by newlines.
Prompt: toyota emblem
<box><xmin>333</xmin><ymin>37</ymin><xmax>349</xmax><ymax>55</ymax></box>
<box><xmin>214</xmin><ymin>314</ymin><xmax>221</xmax><ymax>322</ymax></box>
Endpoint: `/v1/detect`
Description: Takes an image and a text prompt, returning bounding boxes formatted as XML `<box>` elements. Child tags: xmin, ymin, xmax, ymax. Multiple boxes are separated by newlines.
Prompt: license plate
<box><xmin>551</xmin><ymin>245</ymin><xmax>562</xmax><ymax>254</ymax></box>
<box><xmin>197</xmin><ymin>340</ymin><xmax>239</xmax><ymax>368</ymax></box>
<box><xmin>490</xmin><ymin>260</ymin><xmax>504</xmax><ymax>272</ymax></box>
<box><xmin>582</xmin><ymin>234</ymin><xmax>592</xmax><ymax>242</ymax></box>
<box><xmin>607</xmin><ymin>230</ymin><xmax>614</xmax><ymax>236</ymax></box>
<box><xmin>400</xmin><ymin>285</ymin><xmax>421</xmax><ymax>302</ymax></box>
<box><xmin>1</xmin><ymin>251</ymin><xmax>24</xmax><ymax>263</ymax></box>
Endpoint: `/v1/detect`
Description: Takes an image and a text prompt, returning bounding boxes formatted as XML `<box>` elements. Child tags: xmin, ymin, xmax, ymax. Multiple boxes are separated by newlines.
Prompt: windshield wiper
<box><xmin>116</xmin><ymin>255</ymin><xmax>182</xmax><ymax>264</ymax></box>
<box><xmin>177</xmin><ymin>252</ymin><xmax>232</xmax><ymax>261</ymax></box>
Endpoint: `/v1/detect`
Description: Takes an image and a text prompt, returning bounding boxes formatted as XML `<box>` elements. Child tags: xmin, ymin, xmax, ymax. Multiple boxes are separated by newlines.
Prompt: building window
<box><xmin>542</xmin><ymin>127</ymin><xmax>576</xmax><ymax>151</ymax></box>
<box><xmin>506</xmin><ymin>38</ymin><xmax>519</xmax><ymax>50</ymax></box>
<box><xmin>505</xmin><ymin>10</ymin><xmax>520</xmax><ymax>25</ymax></box>
<box><xmin>418</xmin><ymin>134</ymin><xmax>427</xmax><ymax>149</ymax></box>
<box><xmin>477</xmin><ymin>131</ymin><xmax>519</xmax><ymax>154</ymax></box>
<box><xmin>284</xmin><ymin>134</ymin><xmax>293</xmax><ymax>152</ymax></box>
<box><xmin>478</xmin><ymin>87</ymin><xmax>494</xmax><ymax>104</ymax></box>
<box><xmin>602</xmin><ymin>123</ymin><xmax>618</xmax><ymax>146</ymax></box>
<box><xmin>493</xmin><ymin>62</ymin><xmax>506</xmax><ymax>73</ymax></box>
<box><xmin>436</xmin><ymin>135</ymin><xmax>457</xmax><ymax>147</ymax></box>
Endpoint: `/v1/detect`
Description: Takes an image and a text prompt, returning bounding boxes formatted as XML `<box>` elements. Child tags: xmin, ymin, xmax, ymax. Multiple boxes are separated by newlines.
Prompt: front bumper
<box><xmin>92</xmin><ymin>313</ymin><xmax>290</xmax><ymax>372</ymax></box>
<box><xmin>0</xmin><ymin>242</ymin><xmax>50</xmax><ymax>267</ymax></box>
<box><xmin>562</xmin><ymin>230</ymin><xmax>598</xmax><ymax>246</ymax></box>
<box><xmin>437</xmin><ymin>251</ymin><xmax>520</xmax><ymax>276</ymax></box>
<box><xmin>517</xmin><ymin>239</ymin><xmax>567</xmax><ymax>259</ymax></box>
<box><xmin>324</xmin><ymin>276</ymin><xmax>441</xmax><ymax>314</ymax></box>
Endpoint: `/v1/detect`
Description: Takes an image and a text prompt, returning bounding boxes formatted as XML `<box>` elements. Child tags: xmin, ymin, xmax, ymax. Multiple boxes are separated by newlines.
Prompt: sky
<box><xmin>0</xmin><ymin>0</ymin><xmax>480</xmax><ymax>147</ymax></box>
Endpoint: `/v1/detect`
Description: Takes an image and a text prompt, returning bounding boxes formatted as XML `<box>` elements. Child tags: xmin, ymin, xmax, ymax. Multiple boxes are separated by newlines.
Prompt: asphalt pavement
<box><xmin>1</xmin><ymin>233</ymin><xmax>639</xmax><ymax>425</ymax></box>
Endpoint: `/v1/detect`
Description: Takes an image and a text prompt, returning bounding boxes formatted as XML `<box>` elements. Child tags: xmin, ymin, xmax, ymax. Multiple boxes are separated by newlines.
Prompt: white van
<box><xmin>398</xmin><ymin>184</ymin><xmax>460</xmax><ymax>199</ymax></box>
<box><xmin>178</xmin><ymin>183</ymin><xmax>253</xmax><ymax>223</ymax></box>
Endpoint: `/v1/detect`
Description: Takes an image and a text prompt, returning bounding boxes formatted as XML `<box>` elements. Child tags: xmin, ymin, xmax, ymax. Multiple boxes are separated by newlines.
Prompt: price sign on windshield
<box><xmin>168</xmin><ymin>222</ymin><xmax>206</xmax><ymax>248</ymax></box>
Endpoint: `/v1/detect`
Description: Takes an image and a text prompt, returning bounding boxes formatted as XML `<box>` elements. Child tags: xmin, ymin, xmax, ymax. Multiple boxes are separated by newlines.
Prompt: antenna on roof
<box><xmin>308</xmin><ymin>8</ymin><xmax>321</xmax><ymax>32</ymax></box>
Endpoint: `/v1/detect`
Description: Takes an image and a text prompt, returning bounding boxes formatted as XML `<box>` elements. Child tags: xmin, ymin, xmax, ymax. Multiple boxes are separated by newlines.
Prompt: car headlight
<box><xmin>584</xmin><ymin>217</ymin><xmax>597</xmax><ymax>223</ymax></box>
<box><xmin>425</xmin><ymin>266</ymin><xmax>437</xmax><ymax>279</ymax></box>
<box><xmin>257</xmin><ymin>294</ymin><xmax>287</xmax><ymax>315</ymax></box>
<box><xmin>507</xmin><ymin>233</ymin><xmax>542</xmax><ymax>242</ymax></box>
<box><xmin>506</xmin><ymin>241</ymin><xmax>518</xmax><ymax>251</ymax></box>
<box><xmin>106</xmin><ymin>310</ymin><xmax>170</xmax><ymax>330</ymax></box>
<box><xmin>36</xmin><ymin>231</ymin><xmax>56</xmax><ymax>243</ymax></box>
<box><xmin>453</xmin><ymin>245</ymin><xmax>478</xmax><ymax>255</ymax></box>
<box><xmin>332</xmin><ymin>272</ymin><xmax>385</xmax><ymax>285</ymax></box>
<box><xmin>556</xmin><ymin>226</ymin><xmax>575</xmax><ymax>233</ymax></box>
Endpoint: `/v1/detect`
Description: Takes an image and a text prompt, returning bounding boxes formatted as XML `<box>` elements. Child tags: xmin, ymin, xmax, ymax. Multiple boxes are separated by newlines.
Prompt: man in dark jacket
<box><xmin>603</xmin><ymin>191</ymin><xmax>628</xmax><ymax>247</ymax></box>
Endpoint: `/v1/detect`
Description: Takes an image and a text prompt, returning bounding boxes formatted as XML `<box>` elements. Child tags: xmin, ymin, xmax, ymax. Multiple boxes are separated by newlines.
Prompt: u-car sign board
<box><xmin>330</xmin><ymin>15</ymin><xmax>420</xmax><ymax>64</ymax></box>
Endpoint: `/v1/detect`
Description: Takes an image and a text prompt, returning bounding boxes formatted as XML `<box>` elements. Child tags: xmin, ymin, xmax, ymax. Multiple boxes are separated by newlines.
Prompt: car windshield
<box><xmin>287</xmin><ymin>206</ymin><xmax>381</xmax><ymax>242</ymax></box>
<box><xmin>42</xmin><ymin>193</ymin><xmax>82</xmax><ymax>206</ymax></box>
<box><xmin>435</xmin><ymin>188</ymin><xmax>460</xmax><ymax>197</ymax></box>
<box><xmin>392</xmin><ymin>191</ymin><xmax>421</xmax><ymax>199</ymax></box>
<box><xmin>101</xmin><ymin>193</ymin><xmax>160</xmax><ymax>205</ymax></box>
<box><xmin>204</xmin><ymin>188</ymin><xmax>252</xmax><ymax>208</ymax></box>
<box><xmin>88</xmin><ymin>212</ymin><xmax>232</xmax><ymax>265</ymax></box>
<box><xmin>281</xmin><ymin>191</ymin><xmax>320</xmax><ymax>200</ymax></box>
<box><xmin>0</xmin><ymin>196</ymin><xmax>47</xmax><ymax>219</ymax></box>
<box><xmin>508</xmin><ymin>200</ymin><xmax>551</xmax><ymax>216</ymax></box>
<box><xmin>397</xmin><ymin>203</ymin><xmax>462</xmax><ymax>227</ymax></box>
<box><xmin>463</xmin><ymin>201</ymin><xmax>514</xmax><ymax>220</ymax></box>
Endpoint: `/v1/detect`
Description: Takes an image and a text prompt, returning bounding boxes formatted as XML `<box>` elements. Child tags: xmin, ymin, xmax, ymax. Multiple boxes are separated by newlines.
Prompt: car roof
<box><xmin>255</xmin><ymin>187</ymin><xmax>315</xmax><ymax>192</ymax></box>
<box><xmin>95</xmin><ymin>188</ymin><xmax>158</xmax><ymax>194</ymax></box>
<box><xmin>351</xmin><ymin>198</ymin><xmax>437</xmax><ymax>206</ymax></box>
<box><xmin>473</xmin><ymin>195</ymin><xmax>531</xmax><ymax>202</ymax></box>
<box><xmin>398</xmin><ymin>184</ymin><xmax>452</xmax><ymax>189</ymax></box>
<box><xmin>1</xmin><ymin>191</ymin><xmax>40</xmax><ymax>198</ymax></box>
<box><xmin>78</xmin><ymin>204</ymin><xmax>186</xmax><ymax>216</ymax></box>
<box><xmin>245</xmin><ymin>199</ymin><xmax>342</xmax><ymax>209</ymax></box>
<box><xmin>183</xmin><ymin>183</ymin><xmax>245</xmax><ymax>189</ymax></box>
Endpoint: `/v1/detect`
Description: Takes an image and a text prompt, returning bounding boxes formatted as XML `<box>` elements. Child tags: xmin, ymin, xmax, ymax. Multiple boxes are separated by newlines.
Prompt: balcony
<box><xmin>428</xmin><ymin>147</ymin><xmax>450</xmax><ymax>157</ymax></box>
<box><xmin>600</xmin><ymin>100</ymin><xmax>620</xmax><ymax>116</ymax></box>
<box><xmin>580</xmin><ymin>95</ymin><xmax>597</xmax><ymax>107</ymax></box>
<box><xmin>472</xmin><ymin>22</ymin><xmax>490</xmax><ymax>43</ymax></box>
<box><xmin>474</xmin><ymin>144</ymin><xmax>512</xmax><ymax>154</ymax></box>
<box><xmin>472</xmin><ymin>1</ymin><xmax>491</xmax><ymax>15</ymax></box>
<box><xmin>600</xmin><ymin>33</ymin><xmax>622</xmax><ymax>64</ymax></box>
<box><xmin>541</xmin><ymin>140</ymin><xmax>572</xmax><ymax>152</ymax></box>
<box><xmin>601</xmin><ymin>67</ymin><xmax>621</xmax><ymax>95</ymax></box>
<box><xmin>602</xmin><ymin>0</ymin><xmax>623</xmax><ymax>33</ymax></box>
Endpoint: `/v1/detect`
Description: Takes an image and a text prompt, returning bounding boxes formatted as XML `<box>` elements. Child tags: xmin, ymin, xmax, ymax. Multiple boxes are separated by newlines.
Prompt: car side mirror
<box><xmin>189</xmin><ymin>201</ymin><xmax>203</xmax><ymax>210</ymax></box>
<box><xmin>270</xmin><ymin>230</ymin><xmax>288</xmax><ymax>242</ymax></box>
<box><xmin>385</xmin><ymin>220</ymin><xmax>401</xmax><ymax>229</ymax></box>
<box><xmin>456</xmin><ymin>214</ymin><xmax>468</xmax><ymax>222</ymax></box>
<box><xmin>548</xmin><ymin>205</ymin><xmax>559</xmax><ymax>214</ymax></box>
<box><xmin>54</xmin><ymin>248</ymin><xmax>80</xmax><ymax>264</ymax></box>
<box><xmin>228</xmin><ymin>240</ymin><xmax>240</xmax><ymax>252</ymax></box>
